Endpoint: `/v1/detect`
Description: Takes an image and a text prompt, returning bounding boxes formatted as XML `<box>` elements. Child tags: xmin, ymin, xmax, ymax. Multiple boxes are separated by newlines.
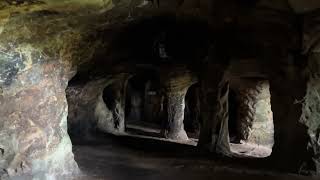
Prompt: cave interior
<box><xmin>0</xmin><ymin>0</ymin><xmax>320</xmax><ymax>179</ymax></box>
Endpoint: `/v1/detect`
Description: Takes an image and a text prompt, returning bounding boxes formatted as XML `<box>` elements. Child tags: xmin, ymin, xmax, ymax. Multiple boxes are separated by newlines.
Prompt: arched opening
<box><xmin>184</xmin><ymin>83</ymin><xmax>201</xmax><ymax>144</ymax></box>
<box><xmin>228</xmin><ymin>78</ymin><xmax>274</xmax><ymax>158</ymax></box>
<box><xmin>124</xmin><ymin>70</ymin><xmax>165</xmax><ymax>137</ymax></box>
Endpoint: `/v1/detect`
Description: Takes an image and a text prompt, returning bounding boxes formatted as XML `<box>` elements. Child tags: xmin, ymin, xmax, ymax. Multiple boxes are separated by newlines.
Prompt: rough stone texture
<box><xmin>214</xmin><ymin>80</ymin><xmax>232</xmax><ymax>155</ymax></box>
<box><xmin>0</xmin><ymin>61</ymin><xmax>79</xmax><ymax>179</ymax></box>
<box><xmin>266</xmin><ymin>60</ymin><xmax>310</xmax><ymax>173</ymax></box>
<box><xmin>197</xmin><ymin>58</ymin><xmax>230</xmax><ymax>154</ymax></box>
<box><xmin>160</xmin><ymin>66</ymin><xmax>197</xmax><ymax>141</ymax></box>
<box><xmin>67</xmin><ymin>77</ymin><xmax>115</xmax><ymax>138</ymax></box>
<box><xmin>101</xmin><ymin>74</ymin><xmax>131</xmax><ymax>134</ymax></box>
<box><xmin>302</xmin><ymin>13</ymin><xmax>320</xmax><ymax>175</ymax></box>
<box><xmin>300</xmin><ymin>53</ymin><xmax>320</xmax><ymax>174</ymax></box>
<box><xmin>0</xmin><ymin>1</ymin><xmax>114</xmax><ymax>178</ymax></box>
<box><xmin>67</xmin><ymin>74</ymin><xmax>131</xmax><ymax>137</ymax></box>
<box><xmin>164</xmin><ymin>90</ymin><xmax>189</xmax><ymax>141</ymax></box>
<box><xmin>0</xmin><ymin>1</ymin><xmax>212</xmax><ymax>177</ymax></box>
<box><xmin>230</xmin><ymin>79</ymin><xmax>274</xmax><ymax>147</ymax></box>
<box><xmin>1</xmin><ymin>0</ymin><xmax>320</xmax><ymax>178</ymax></box>
<box><xmin>196</xmin><ymin>62</ymin><xmax>231</xmax><ymax>154</ymax></box>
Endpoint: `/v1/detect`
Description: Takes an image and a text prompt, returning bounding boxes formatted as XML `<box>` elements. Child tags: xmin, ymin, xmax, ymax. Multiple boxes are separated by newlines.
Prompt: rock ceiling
<box><xmin>1</xmin><ymin>0</ymin><xmax>320</xmax><ymax>15</ymax></box>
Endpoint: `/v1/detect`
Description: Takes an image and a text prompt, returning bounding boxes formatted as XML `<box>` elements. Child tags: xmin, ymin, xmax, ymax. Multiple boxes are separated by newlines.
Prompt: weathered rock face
<box><xmin>230</xmin><ymin>78</ymin><xmax>274</xmax><ymax>147</ymax></box>
<box><xmin>266</xmin><ymin>63</ymin><xmax>309</xmax><ymax>173</ymax></box>
<box><xmin>300</xmin><ymin>53</ymin><xmax>320</xmax><ymax>173</ymax></box>
<box><xmin>0</xmin><ymin>60</ymin><xmax>79</xmax><ymax>179</ymax></box>
<box><xmin>197</xmin><ymin>60</ymin><xmax>230</xmax><ymax>153</ymax></box>
<box><xmin>160</xmin><ymin>66</ymin><xmax>197</xmax><ymax>141</ymax></box>
<box><xmin>101</xmin><ymin>74</ymin><xmax>131</xmax><ymax>134</ymax></box>
<box><xmin>1</xmin><ymin>4</ymin><xmax>211</xmax><ymax>179</ymax></box>
<box><xmin>164</xmin><ymin>90</ymin><xmax>189</xmax><ymax>140</ymax></box>
<box><xmin>0</xmin><ymin>1</ymin><xmax>111</xmax><ymax>178</ymax></box>
<box><xmin>67</xmin><ymin>74</ymin><xmax>131</xmax><ymax>137</ymax></box>
<box><xmin>67</xmin><ymin>78</ymin><xmax>114</xmax><ymax>138</ymax></box>
<box><xmin>299</xmin><ymin>11</ymin><xmax>320</xmax><ymax>174</ymax></box>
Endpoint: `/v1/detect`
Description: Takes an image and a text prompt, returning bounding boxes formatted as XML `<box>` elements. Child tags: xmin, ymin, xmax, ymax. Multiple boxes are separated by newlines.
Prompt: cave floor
<box><xmin>126</xmin><ymin>121</ymin><xmax>271</xmax><ymax>158</ymax></box>
<box><xmin>65</xmin><ymin>132</ymin><xmax>315</xmax><ymax>180</ymax></box>
<box><xmin>229</xmin><ymin>142</ymin><xmax>272</xmax><ymax>158</ymax></box>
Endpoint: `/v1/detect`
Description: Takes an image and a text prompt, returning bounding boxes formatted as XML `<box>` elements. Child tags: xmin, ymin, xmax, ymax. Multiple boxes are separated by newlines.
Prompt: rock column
<box><xmin>160</xmin><ymin>67</ymin><xmax>197</xmax><ymax>141</ymax></box>
<box><xmin>231</xmin><ymin>79</ymin><xmax>274</xmax><ymax>147</ymax></box>
<box><xmin>164</xmin><ymin>89</ymin><xmax>189</xmax><ymax>140</ymax></box>
<box><xmin>197</xmin><ymin>62</ymin><xmax>230</xmax><ymax>154</ymax></box>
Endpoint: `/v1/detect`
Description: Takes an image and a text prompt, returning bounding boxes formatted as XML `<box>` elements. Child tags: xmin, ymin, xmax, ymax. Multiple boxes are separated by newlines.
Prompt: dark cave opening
<box><xmin>59</xmin><ymin>12</ymin><xmax>317</xmax><ymax>179</ymax></box>
<box><xmin>124</xmin><ymin>70</ymin><xmax>165</xmax><ymax>138</ymax></box>
<box><xmin>184</xmin><ymin>83</ymin><xmax>201</xmax><ymax>141</ymax></box>
<box><xmin>103</xmin><ymin>85</ymin><xmax>116</xmax><ymax>111</ymax></box>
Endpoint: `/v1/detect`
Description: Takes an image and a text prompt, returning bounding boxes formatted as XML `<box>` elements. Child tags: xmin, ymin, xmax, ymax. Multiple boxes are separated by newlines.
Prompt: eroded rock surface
<box><xmin>230</xmin><ymin>78</ymin><xmax>274</xmax><ymax>147</ymax></box>
<box><xmin>0</xmin><ymin>1</ymin><xmax>109</xmax><ymax>178</ymax></box>
<box><xmin>160</xmin><ymin>66</ymin><xmax>197</xmax><ymax>141</ymax></box>
<box><xmin>0</xmin><ymin>61</ymin><xmax>79</xmax><ymax>179</ymax></box>
<box><xmin>301</xmin><ymin>53</ymin><xmax>320</xmax><ymax>173</ymax></box>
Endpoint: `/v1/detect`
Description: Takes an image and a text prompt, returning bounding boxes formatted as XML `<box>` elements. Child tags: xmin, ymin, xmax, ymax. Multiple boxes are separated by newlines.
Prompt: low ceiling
<box><xmin>1</xmin><ymin>0</ymin><xmax>320</xmax><ymax>16</ymax></box>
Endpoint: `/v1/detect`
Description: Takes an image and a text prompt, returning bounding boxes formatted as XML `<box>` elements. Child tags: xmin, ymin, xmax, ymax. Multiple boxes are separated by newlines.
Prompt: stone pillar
<box><xmin>164</xmin><ymin>89</ymin><xmax>189</xmax><ymax>140</ymax></box>
<box><xmin>197</xmin><ymin>62</ymin><xmax>230</xmax><ymax>154</ymax></box>
<box><xmin>231</xmin><ymin>78</ymin><xmax>274</xmax><ymax>147</ymax></box>
<box><xmin>264</xmin><ymin>55</ymin><xmax>310</xmax><ymax>173</ymax></box>
<box><xmin>215</xmin><ymin>80</ymin><xmax>231</xmax><ymax>154</ymax></box>
<box><xmin>160</xmin><ymin>66</ymin><xmax>197</xmax><ymax>141</ymax></box>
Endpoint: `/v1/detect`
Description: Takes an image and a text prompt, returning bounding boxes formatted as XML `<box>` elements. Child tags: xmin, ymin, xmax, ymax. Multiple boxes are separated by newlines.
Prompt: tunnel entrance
<box><xmin>110</xmin><ymin>69</ymin><xmax>199</xmax><ymax>146</ymax></box>
<box><xmin>124</xmin><ymin>70</ymin><xmax>165</xmax><ymax>138</ymax></box>
<box><xmin>184</xmin><ymin>83</ymin><xmax>201</xmax><ymax>142</ymax></box>
<box><xmin>228</xmin><ymin>78</ymin><xmax>274</xmax><ymax>158</ymax></box>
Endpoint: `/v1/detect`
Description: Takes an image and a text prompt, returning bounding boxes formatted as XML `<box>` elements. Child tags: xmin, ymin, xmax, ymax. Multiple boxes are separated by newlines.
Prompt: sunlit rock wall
<box><xmin>0</xmin><ymin>1</ymin><xmax>109</xmax><ymax>178</ymax></box>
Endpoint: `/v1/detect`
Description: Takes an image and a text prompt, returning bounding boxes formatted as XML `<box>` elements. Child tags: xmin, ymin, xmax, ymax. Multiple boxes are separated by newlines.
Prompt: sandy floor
<box><xmin>229</xmin><ymin>142</ymin><xmax>272</xmax><ymax>158</ymax></box>
<box><xmin>127</xmin><ymin>122</ymin><xmax>271</xmax><ymax>158</ymax></box>
<box><xmin>62</xmin><ymin>132</ymin><xmax>317</xmax><ymax>180</ymax></box>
